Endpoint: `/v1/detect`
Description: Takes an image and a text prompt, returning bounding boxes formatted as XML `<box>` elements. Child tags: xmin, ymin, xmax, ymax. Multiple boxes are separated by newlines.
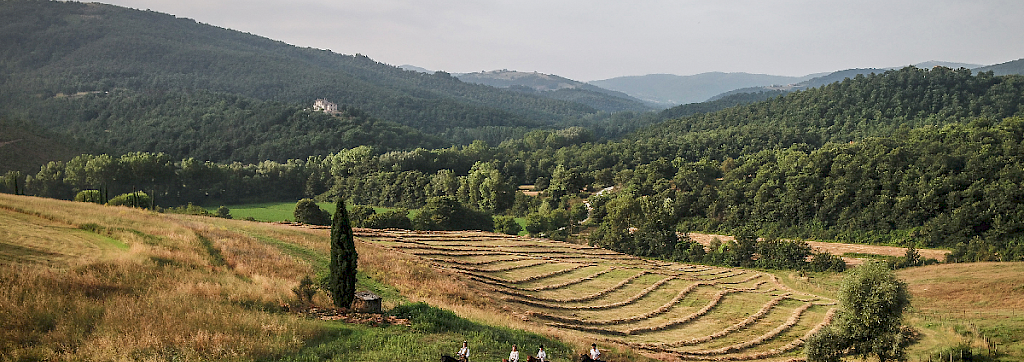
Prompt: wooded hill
<box><xmin>0</xmin><ymin>0</ymin><xmax>633</xmax><ymax>163</ymax></box>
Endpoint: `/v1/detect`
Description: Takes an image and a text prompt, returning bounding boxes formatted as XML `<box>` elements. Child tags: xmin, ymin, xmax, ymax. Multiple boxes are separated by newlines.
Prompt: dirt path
<box><xmin>687</xmin><ymin>232</ymin><xmax>949</xmax><ymax>266</ymax></box>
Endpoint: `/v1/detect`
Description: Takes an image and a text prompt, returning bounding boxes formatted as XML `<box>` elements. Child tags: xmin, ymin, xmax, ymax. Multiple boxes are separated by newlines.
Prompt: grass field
<box><xmin>4</xmin><ymin>193</ymin><xmax>1020</xmax><ymax>361</ymax></box>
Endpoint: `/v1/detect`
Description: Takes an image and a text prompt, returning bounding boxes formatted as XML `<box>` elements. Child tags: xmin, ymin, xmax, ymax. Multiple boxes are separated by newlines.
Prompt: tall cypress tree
<box><xmin>329</xmin><ymin>197</ymin><xmax>357</xmax><ymax>308</ymax></box>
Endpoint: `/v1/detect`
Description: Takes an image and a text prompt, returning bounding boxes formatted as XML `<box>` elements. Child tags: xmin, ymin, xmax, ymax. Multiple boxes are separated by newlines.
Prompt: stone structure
<box><xmin>351</xmin><ymin>291</ymin><xmax>382</xmax><ymax>313</ymax></box>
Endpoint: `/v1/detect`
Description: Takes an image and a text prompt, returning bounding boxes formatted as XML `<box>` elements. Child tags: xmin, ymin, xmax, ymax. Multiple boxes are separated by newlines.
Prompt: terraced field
<box><xmin>357</xmin><ymin>229</ymin><xmax>837</xmax><ymax>361</ymax></box>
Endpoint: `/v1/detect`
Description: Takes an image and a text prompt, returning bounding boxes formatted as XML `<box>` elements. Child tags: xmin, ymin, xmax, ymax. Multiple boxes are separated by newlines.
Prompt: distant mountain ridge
<box><xmin>974</xmin><ymin>58</ymin><xmax>1024</xmax><ymax>76</ymax></box>
<box><xmin>455</xmin><ymin>70</ymin><xmax>653</xmax><ymax>112</ymax></box>
<box><xmin>589</xmin><ymin>72</ymin><xmax>820</xmax><ymax>107</ymax></box>
<box><xmin>592</xmin><ymin>61</ymin><xmax>1006</xmax><ymax>108</ymax></box>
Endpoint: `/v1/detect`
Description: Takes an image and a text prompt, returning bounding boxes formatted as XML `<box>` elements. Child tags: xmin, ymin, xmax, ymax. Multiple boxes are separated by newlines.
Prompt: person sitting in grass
<box><xmin>457</xmin><ymin>341</ymin><xmax>469</xmax><ymax>362</ymax></box>
<box><xmin>535</xmin><ymin>345</ymin><xmax>547</xmax><ymax>362</ymax></box>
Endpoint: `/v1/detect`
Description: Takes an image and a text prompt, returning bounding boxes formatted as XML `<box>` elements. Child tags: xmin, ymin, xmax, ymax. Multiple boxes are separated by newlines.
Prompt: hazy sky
<box><xmin>98</xmin><ymin>0</ymin><xmax>1024</xmax><ymax>81</ymax></box>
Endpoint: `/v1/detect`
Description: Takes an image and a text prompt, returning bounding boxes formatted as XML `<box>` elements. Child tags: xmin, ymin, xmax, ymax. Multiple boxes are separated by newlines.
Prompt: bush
<box><xmin>412</xmin><ymin>196</ymin><xmax>492</xmax><ymax>231</ymax></box>
<box><xmin>294</xmin><ymin>198</ymin><xmax>331</xmax><ymax>225</ymax></box>
<box><xmin>362</xmin><ymin>209</ymin><xmax>413</xmax><ymax>229</ymax></box>
<box><xmin>106</xmin><ymin>191</ymin><xmax>151</xmax><ymax>209</ymax></box>
<box><xmin>74</xmin><ymin>190</ymin><xmax>104</xmax><ymax>204</ymax></box>
<box><xmin>349</xmin><ymin>205</ymin><xmax>377</xmax><ymax>227</ymax></box>
<box><xmin>493</xmin><ymin>215</ymin><xmax>522</xmax><ymax>235</ymax></box>
<box><xmin>808</xmin><ymin>251</ymin><xmax>847</xmax><ymax>272</ymax></box>
<box><xmin>214</xmin><ymin>206</ymin><xmax>232</xmax><ymax>219</ymax></box>
<box><xmin>755</xmin><ymin>239</ymin><xmax>812</xmax><ymax>270</ymax></box>
<box><xmin>163</xmin><ymin>203</ymin><xmax>210</xmax><ymax>216</ymax></box>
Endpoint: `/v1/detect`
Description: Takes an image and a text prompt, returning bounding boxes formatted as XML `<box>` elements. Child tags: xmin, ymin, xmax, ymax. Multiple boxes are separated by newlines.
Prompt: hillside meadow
<box><xmin>2</xmin><ymin>193</ymin><xmax>1022</xmax><ymax>361</ymax></box>
<box><xmin>0</xmin><ymin>194</ymin><xmax>602</xmax><ymax>362</ymax></box>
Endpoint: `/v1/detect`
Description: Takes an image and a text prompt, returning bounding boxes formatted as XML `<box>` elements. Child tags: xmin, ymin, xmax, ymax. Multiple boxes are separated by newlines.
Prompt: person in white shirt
<box><xmin>457</xmin><ymin>341</ymin><xmax>469</xmax><ymax>362</ymax></box>
<box><xmin>536</xmin><ymin>345</ymin><xmax>547</xmax><ymax>362</ymax></box>
<box><xmin>589</xmin><ymin>343</ymin><xmax>601</xmax><ymax>361</ymax></box>
<box><xmin>508</xmin><ymin>344</ymin><xmax>520</xmax><ymax>362</ymax></box>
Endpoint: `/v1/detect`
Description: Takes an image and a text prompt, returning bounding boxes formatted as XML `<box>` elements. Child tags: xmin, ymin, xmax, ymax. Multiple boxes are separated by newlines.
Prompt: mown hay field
<box><xmin>358</xmin><ymin>229</ymin><xmax>839</xmax><ymax>361</ymax></box>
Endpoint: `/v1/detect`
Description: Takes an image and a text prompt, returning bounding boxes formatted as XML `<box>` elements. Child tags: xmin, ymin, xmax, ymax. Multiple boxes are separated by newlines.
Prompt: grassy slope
<box><xmin>0</xmin><ymin>194</ymin><xmax>586</xmax><ymax>362</ymax></box>
<box><xmin>898</xmin><ymin>263</ymin><xmax>1024</xmax><ymax>360</ymax></box>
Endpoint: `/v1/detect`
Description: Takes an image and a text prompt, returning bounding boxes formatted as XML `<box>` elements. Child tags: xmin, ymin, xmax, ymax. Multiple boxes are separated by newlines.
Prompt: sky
<box><xmin>98</xmin><ymin>0</ymin><xmax>1024</xmax><ymax>81</ymax></box>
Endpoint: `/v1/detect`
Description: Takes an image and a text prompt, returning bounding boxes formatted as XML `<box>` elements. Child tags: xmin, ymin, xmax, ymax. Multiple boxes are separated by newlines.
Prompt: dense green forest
<box><xmin>0</xmin><ymin>0</ymin><xmax>635</xmax><ymax>150</ymax></box>
<box><xmin>21</xmin><ymin>90</ymin><xmax>443</xmax><ymax>163</ymax></box>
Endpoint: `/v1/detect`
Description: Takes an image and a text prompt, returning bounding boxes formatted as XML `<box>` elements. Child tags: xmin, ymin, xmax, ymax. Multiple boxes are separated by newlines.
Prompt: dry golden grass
<box><xmin>898</xmin><ymin>262</ymin><xmax>1024</xmax><ymax>360</ymax></box>
<box><xmin>0</xmin><ymin>194</ymin><xmax>323</xmax><ymax>361</ymax></box>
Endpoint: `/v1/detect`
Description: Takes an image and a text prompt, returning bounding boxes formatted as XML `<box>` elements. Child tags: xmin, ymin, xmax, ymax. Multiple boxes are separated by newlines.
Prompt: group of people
<box><xmin>455</xmin><ymin>341</ymin><xmax>603</xmax><ymax>362</ymax></box>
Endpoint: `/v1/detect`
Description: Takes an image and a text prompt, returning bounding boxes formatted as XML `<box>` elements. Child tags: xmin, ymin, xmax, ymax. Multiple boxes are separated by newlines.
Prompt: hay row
<box><xmin>407</xmin><ymin>250</ymin><xmax>507</xmax><ymax>257</ymax></box>
<box><xmin>510</xmin><ymin>276</ymin><xmax>682</xmax><ymax>310</ymax></box>
<box><xmin>679</xmin><ymin>302</ymin><xmax>814</xmax><ymax>356</ymax></box>
<box><xmin>641</xmin><ymin>294</ymin><xmax>793</xmax><ymax>349</ymax></box>
<box><xmin>696</xmin><ymin>270</ymin><xmax>747</xmax><ymax>281</ymax></box>
<box><xmin>692</xmin><ymin>268</ymin><xmax>735</xmax><ymax>276</ymax></box>
<box><xmin>715</xmin><ymin>273</ymin><xmax>765</xmax><ymax>285</ymax></box>
<box><xmin>423</xmin><ymin>255</ymin><xmax>527</xmax><ymax>266</ymax></box>
<box><xmin>530</xmin><ymin>280</ymin><xmax>703</xmax><ymax>325</ymax></box>
<box><xmin>623</xmin><ymin>289</ymin><xmax>731</xmax><ymax>335</ymax></box>
<box><xmin>442</xmin><ymin>259</ymin><xmax>550</xmax><ymax>273</ymax></box>
<box><xmin>453</xmin><ymin>263</ymin><xmax>594</xmax><ymax>285</ymax></box>
<box><xmin>477</xmin><ymin>267</ymin><xmax>616</xmax><ymax>293</ymax></box>
<box><xmin>674</xmin><ymin>308</ymin><xmax>837</xmax><ymax>361</ymax></box>
<box><xmin>479</xmin><ymin>270</ymin><xmax>650</xmax><ymax>303</ymax></box>
<box><xmin>522</xmin><ymin>267</ymin><xmax>614</xmax><ymax>291</ymax></box>
<box><xmin>546</xmin><ymin>288</ymin><xmax>733</xmax><ymax>336</ymax></box>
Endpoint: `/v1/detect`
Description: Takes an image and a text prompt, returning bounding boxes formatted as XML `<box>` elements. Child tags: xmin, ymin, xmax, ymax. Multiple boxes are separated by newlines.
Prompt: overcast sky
<box><xmin>97</xmin><ymin>0</ymin><xmax>1024</xmax><ymax>81</ymax></box>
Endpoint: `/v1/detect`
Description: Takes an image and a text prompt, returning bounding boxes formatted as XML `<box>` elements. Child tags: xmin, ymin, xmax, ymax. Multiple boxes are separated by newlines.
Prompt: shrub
<box><xmin>349</xmin><ymin>205</ymin><xmax>376</xmax><ymax>227</ymax></box>
<box><xmin>214</xmin><ymin>206</ymin><xmax>232</xmax><ymax>219</ymax></box>
<box><xmin>294</xmin><ymin>199</ymin><xmax>331</xmax><ymax>226</ymax></box>
<box><xmin>163</xmin><ymin>203</ymin><xmax>210</xmax><ymax>216</ymax></box>
<box><xmin>74</xmin><ymin>190</ymin><xmax>104</xmax><ymax>204</ymax></box>
<box><xmin>412</xmin><ymin>196</ymin><xmax>492</xmax><ymax>231</ymax></box>
<box><xmin>493</xmin><ymin>215</ymin><xmax>522</xmax><ymax>235</ymax></box>
<box><xmin>808</xmin><ymin>251</ymin><xmax>847</xmax><ymax>272</ymax></box>
<box><xmin>362</xmin><ymin>210</ymin><xmax>413</xmax><ymax>229</ymax></box>
<box><xmin>107</xmin><ymin>191</ymin><xmax>151</xmax><ymax>209</ymax></box>
<box><xmin>292</xmin><ymin>275</ymin><xmax>318</xmax><ymax>306</ymax></box>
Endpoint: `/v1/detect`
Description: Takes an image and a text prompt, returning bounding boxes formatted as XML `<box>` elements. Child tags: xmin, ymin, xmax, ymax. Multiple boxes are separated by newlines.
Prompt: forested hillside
<box><xmin>974</xmin><ymin>58</ymin><xmax>1024</xmax><ymax>76</ymax></box>
<box><xmin>0</xmin><ymin>0</ymin><xmax>619</xmax><ymax>154</ymax></box>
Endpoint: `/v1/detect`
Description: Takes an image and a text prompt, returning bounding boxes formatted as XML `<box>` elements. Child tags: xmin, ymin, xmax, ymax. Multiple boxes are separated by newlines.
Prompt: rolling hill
<box><xmin>456</xmin><ymin>70</ymin><xmax>653</xmax><ymax>112</ymax></box>
<box><xmin>974</xmin><ymin>58</ymin><xmax>1024</xmax><ymax>76</ymax></box>
<box><xmin>0</xmin><ymin>0</ymin><xmax>620</xmax><ymax>163</ymax></box>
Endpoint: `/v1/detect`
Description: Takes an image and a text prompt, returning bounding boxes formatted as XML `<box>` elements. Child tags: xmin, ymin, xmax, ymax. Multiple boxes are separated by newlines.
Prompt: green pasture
<box><xmin>210</xmin><ymin>201</ymin><xmax>528</xmax><ymax>235</ymax></box>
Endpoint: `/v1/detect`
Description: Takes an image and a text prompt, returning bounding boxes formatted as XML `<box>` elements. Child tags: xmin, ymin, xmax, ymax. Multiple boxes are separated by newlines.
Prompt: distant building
<box><xmin>313</xmin><ymin>99</ymin><xmax>338</xmax><ymax>114</ymax></box>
